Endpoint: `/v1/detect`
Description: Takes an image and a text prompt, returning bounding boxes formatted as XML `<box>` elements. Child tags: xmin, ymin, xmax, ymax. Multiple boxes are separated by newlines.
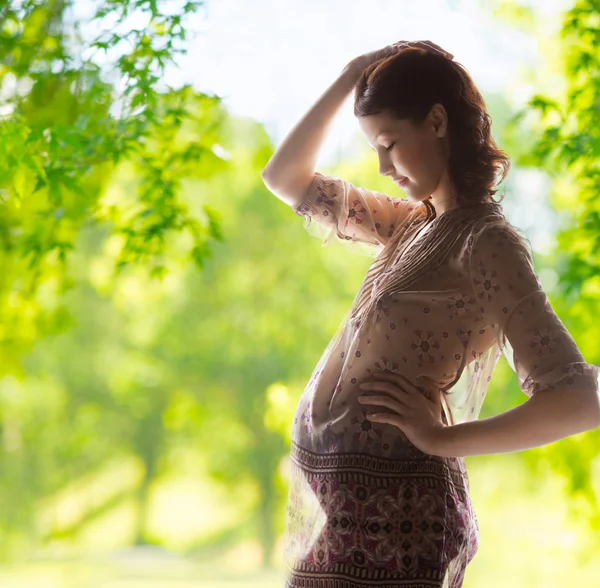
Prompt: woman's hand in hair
<box><xmin>347</xmin><ymin>42</ymin><xmax>408</xmax><ymax>75</ymax></box>
<box><xmin>394</xmin><ymin>40</ymin><xmax>454</xmax><ymax>61</ymax></box>
<box><xmin>348</xmin><ymin>40</ymin><xmax>454</xmax><ymax>76</ymax></box>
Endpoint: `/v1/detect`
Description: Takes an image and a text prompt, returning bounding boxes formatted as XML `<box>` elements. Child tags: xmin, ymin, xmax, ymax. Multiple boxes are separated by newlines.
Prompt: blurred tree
<box><xmin>9</xmin><ymin>111</ymin><xmax>378</xmax><ymax>566</ymax></box>
<box><xmin>0</xmin><ymin>0</ymin><xmax>226</xmax><ymax>378</ymax></box>
<box><xmin>0</xmin><ymin>0</ymin><xmax>240</xmax><ymax>563</ymax></box>
<box><xmin>489</xmin><ymin>0</ymin><xmax>600</xmax><ymax>544</ymax></box>
<box><xmin>0</xmin><ymin>0</ymin><xmax>346</xmax><ymax>568</ymax></box>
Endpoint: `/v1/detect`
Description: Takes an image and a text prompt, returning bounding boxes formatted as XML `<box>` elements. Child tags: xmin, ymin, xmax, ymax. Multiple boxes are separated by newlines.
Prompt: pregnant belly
<box><xmin>292</xmin><ymin>378</ymin><xmax>438</xmax><ymax>461</ymax></box>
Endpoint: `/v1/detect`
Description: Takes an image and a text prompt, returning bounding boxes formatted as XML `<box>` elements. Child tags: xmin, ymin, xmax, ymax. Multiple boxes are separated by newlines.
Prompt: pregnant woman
<box><xmin>261</xmin><ymin>40</ymin><xmax>600</xmax><ymax>588</ymax></box>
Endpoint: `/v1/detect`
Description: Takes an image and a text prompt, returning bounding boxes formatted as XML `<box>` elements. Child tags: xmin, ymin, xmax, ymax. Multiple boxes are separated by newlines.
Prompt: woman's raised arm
<box><xmin>261</xmin><ymin>42</ymin><xmax>410</xmax><ymax>203</ymax></box>
<box><xmin>261</xmin><ymin>63</ymin><xmax>361</xmax><ymax>207</ymax></box>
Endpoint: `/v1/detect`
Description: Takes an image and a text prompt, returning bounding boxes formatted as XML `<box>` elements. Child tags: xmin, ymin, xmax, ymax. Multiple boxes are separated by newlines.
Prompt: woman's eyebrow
<box><xmin>367</xmin><ymin>131</ymin><xmax>393</xmax><ymax>149</ymax></box>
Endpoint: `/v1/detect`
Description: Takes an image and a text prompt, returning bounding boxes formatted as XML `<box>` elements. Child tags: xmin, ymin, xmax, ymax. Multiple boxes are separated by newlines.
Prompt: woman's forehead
<box><xmin>359</xmin><ymin>114</ymin><xmax>413</xmax><ymax>142</ymax></box>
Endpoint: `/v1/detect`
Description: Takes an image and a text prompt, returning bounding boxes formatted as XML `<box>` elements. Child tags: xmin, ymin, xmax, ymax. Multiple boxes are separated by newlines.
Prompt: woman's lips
<box><xmin>395</xmin><ymin>177</ymin><xmax>409</xmax><ymax>187</ymax></box>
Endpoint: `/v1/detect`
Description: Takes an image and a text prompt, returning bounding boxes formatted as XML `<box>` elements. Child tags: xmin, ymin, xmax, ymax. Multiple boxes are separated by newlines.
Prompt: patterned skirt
<box><xmin>282</xmin><ymin>439</ymin><xmax>480</xmax><ymax>588</ymax></box>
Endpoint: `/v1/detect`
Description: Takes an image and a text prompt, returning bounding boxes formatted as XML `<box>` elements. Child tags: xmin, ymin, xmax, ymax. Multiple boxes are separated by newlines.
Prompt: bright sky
<box><xmin>179</xmin><ymin>0</ymin><xmax>574</xmax><ymax>156</ymax></box>
<box><xmin>74</xmin><ymin>0</ymin><xmax>573</xmax><ymax>262</ymax></box>
<box><xmin>183</xmin><ymin>0</ymin><xmax>537</xmax><ymax>160</ymax></box>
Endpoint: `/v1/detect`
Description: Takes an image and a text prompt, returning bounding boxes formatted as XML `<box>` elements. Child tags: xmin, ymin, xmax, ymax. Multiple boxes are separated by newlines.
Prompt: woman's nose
<box><xmin>379</xmin><ymin>163</ymin><xmax>395</xmax><ymax>177</ymax></box>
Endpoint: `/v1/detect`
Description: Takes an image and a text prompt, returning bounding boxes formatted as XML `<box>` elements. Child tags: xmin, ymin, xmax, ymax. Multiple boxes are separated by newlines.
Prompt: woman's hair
<box><xmin>353</xmin><ymin>46</ymin><xmax>509</xmax><ymax>209</ymax></box>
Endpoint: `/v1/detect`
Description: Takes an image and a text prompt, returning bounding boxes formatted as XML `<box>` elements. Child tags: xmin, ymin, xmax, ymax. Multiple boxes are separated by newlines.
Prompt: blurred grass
<box><xmin>465</xmin><ymin>454</ymin><xmax>600</xmax><ymax>587</ymax></box>
<box><xmin>0</xmin><ymin>543</ymin><xmax>286</xmax><ymax>587</ymax></box>
<box><xmin>1</xmin><ymin>453</ymin><xmax>599</xmax><ymax>587</ymax></box>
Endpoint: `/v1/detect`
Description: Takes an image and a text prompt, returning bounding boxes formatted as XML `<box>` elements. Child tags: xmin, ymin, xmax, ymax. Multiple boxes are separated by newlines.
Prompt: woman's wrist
<box><xmin>342</xmin><ymin>60</ymin><xmax>363</xmax><ymax>83</ymax></box>
<box><xmin>337</xmin><ymin>63</ymin><xmax>360</xmax><ymax>94</ymax></box>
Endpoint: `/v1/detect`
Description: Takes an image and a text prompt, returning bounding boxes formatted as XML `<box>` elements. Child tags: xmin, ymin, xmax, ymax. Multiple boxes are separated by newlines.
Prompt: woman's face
<box><xmin>357</xmin><ymin>105</ymin><xmax>451</xmax><ymax>205</ymax></box>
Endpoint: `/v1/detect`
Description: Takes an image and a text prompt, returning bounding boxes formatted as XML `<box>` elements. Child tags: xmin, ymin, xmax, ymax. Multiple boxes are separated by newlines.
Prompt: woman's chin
<box><xmin>405</xmin><ymin>189</ymin><xmax>429</xmax><ymax>202</ymax></box>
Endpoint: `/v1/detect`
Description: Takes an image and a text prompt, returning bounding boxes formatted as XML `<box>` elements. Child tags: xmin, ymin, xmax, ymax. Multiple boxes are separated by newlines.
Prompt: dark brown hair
<box><xmin>353</xmin><ymin>46</ymin><xmax>509</xmax><ymax>210</ymax></box>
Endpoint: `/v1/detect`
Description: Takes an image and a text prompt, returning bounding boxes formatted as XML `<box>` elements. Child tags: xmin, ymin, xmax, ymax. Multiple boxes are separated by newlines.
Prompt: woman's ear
<box><xmin>429</xmin><ymin>103</ymin><xmax>447</xmax><ymax>137</ymax></box>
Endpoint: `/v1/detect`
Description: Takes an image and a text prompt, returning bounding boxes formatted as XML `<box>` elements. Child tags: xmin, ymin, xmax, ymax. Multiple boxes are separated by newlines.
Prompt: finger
<box><xmin>417</xmin><ymin>40</ymin><xmax>443</xmax><ymax>52</ymax></box>
<box><xmin>378</xmin><ymin>47</ymin><xmax>396</xmax><ymax>60</ymax></box>
<box><xmin>418</xmin><ymin>377</ymin><xmax>444</xmax><ymax>404</ymax></box>
<box><xmin>371</xmin><ymin>371</ymin><xmax>422</xmax><ymax>394</ymax></box>
<box><xmin>360</xmin><ymin>381</ymin><xmax>410</xmax><ymax>402</ymax></box>
<box><xmin>367</xmin><ymin>412</ymin><xmax>407</xmax><ymax>430</ymax></box>
<box><xmin>391</xmin><ymin>42</ymin><xmax>413</xmax><ymax>54</ymax></box>
<box><xmin>414</xmin><ymin>41</ymin><xmax>453</xmax><ymax>60</ymax></box>
<box><xmin>373</xmin><ymin>373</ymin><xmax>443</xmax><ymax>408</ymax></box>
<box><xmin>358</xmin><ymin>394</ymin><xmax>408</xmax><ymax>413</ymax></box>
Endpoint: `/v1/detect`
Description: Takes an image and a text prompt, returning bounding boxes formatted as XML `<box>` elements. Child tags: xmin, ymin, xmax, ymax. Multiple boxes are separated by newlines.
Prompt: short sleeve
<box><xmin>293</xmin><ymin>172</ymin><xmax>417</xmax><ymax>257</ymax></box>
<box><xmin>468</xmin><ymin>221</ymin><xmax>600</xmax><ymax>398</ymax></box>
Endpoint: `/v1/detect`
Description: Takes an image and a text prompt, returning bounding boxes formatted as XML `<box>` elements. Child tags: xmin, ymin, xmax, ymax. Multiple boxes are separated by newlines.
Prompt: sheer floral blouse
<box><xmin>291</xmin><ymin>172</ymin><xmax>600</xmax><ymax>427</ymax></box>
<box><xmin>279</xmin><ymin>171</ymin><xmax>600</xmax><ymax>588</ymax></box>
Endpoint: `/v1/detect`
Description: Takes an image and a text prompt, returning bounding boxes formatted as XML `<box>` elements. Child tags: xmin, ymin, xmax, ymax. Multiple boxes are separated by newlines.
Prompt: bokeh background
<box><xmin>1</xmin><ymin>0</ymin><xmax>600</xmax><ymax>586</ymax></box>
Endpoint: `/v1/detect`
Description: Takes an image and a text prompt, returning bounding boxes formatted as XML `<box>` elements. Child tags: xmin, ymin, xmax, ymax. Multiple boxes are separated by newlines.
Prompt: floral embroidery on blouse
<box><xmin>293</xmin><ymin>172</ymin><xmax>417</xmax><ymax>255</ymax></box>
<box><xmin>468</xmin><ymin>221</ymin><xmax>599</xmax><ymax>397</ymax></box>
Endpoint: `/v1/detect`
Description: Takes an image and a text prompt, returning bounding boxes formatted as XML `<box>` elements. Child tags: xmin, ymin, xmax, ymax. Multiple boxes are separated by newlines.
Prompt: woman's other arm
<box><xmin>435</xmin><ymin>223</ymin><xmax>600</xmax><ymax>457</ymax></box>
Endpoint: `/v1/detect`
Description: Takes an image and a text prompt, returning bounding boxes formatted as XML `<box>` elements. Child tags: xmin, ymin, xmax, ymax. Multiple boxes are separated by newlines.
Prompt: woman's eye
<box><xmin>385</xmin><ymin>142</ymin><xmax>396</xmax><ymax>152</ymax></box>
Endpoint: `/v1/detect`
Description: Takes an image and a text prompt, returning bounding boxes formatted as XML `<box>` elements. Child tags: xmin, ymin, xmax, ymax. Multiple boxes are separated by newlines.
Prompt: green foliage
<box><xmin>0</xmin><ymin>0</ymin><xmax>227</xmax><ymax>375</ymax></box>
<box><xmin>496</xmin><ymin>0</ymin><xmax>600</xmax><ymax>544</ymax></box>
<box><xmin>0</xmin><ymin>108</ymin><xmax>374</xmax><ymax>565</ymax></box>
<box><xmin>486</xmin><ymin>0</ymin><xmax>537</xmax><ymax>29</ymax></box>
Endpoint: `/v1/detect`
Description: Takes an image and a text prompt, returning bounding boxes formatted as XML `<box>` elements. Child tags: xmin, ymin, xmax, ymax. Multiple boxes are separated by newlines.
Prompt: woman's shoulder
<box><xmin>469</xmin><ymin>210</ymin><xmax>533</xmax><ymax>259</ymax></box>
<box><xmin>446</xmin><ymin>203</ymin><xmax>523</xmax><ymax>264</ymax></box>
